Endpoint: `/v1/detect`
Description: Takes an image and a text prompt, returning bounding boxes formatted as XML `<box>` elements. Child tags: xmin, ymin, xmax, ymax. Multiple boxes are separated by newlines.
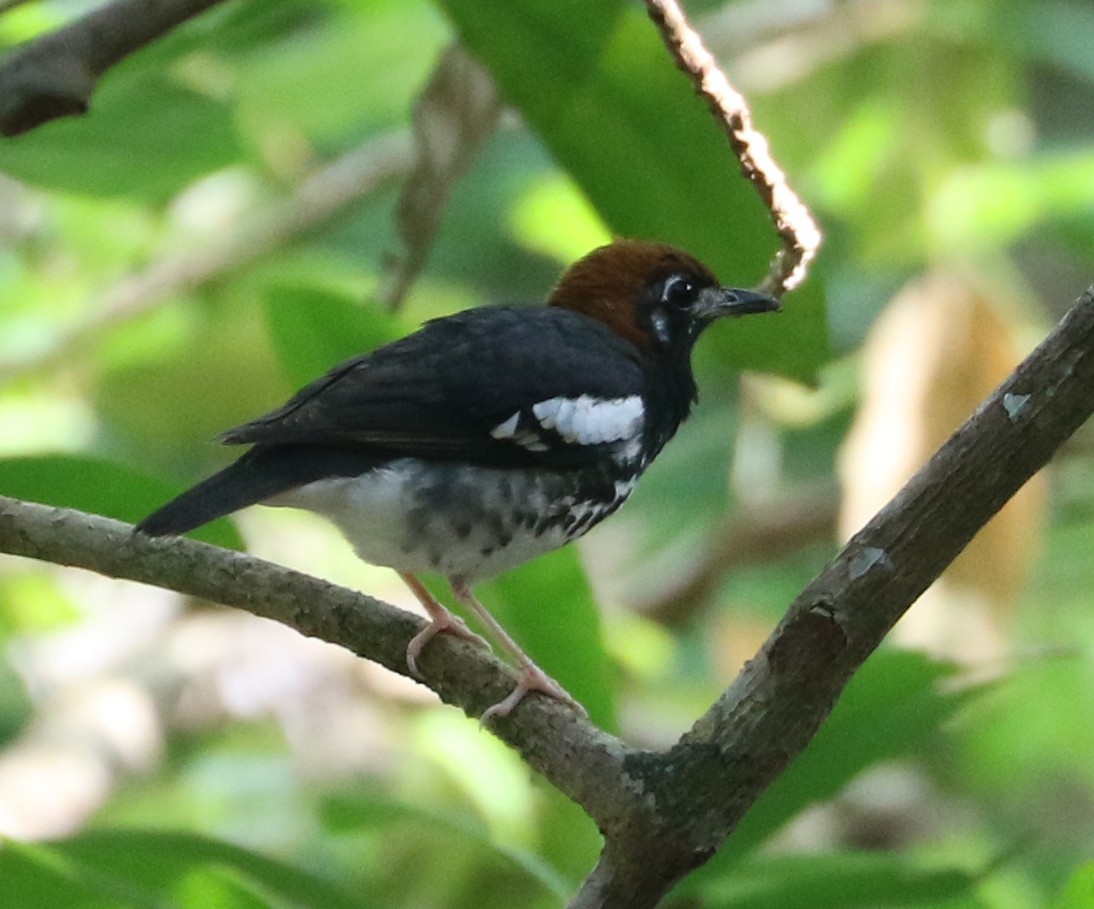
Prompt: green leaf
<box><xmin>0</xmin><ymin>838</ymin><xmax>155</xmax><ymax>909</ymax></box>
<box><xmin>482</xmin><ymin>547</ymin><xmax>618</xmax><ymax>731</ymax></box>
<box><xmin>436</xmin><ymin>0</ymin><xmax>828</xmax><ymax>381</ymax></box>
<box><xmin>169</xmin><ymin>865</ymin><xmax>285</xmax><ymax>909</ymax></box>
<box><xmin>0</xmin><ymin>658</ymin><xmax>31</xmax><ymax>748</ymax></box>
<box><xmin>0</xmin><ymin>454</ymin><xmax>243</xmax><ymax>549</ymax></box>
<box><xmin>234</xmin><ymin>0</ymin><xmax>447</xmax><ymax>143</ymax></box>
<box><xmin>688</xmin><ymin>851</ymin><xmax>982</xmax><ymax>909</ymax></box>
<box><xmin>0</xmin><ymin>72</ymin><xmax>242</xmax><ymax>201</ymax></box>
<box><xmin>1055</xmin><ymin>860</ymin><xmax>1094</xmax><ymax>909</ymax></box>
<box><xmin>263</xmin><ymin>285</ymin><xmax>403</xmax><ymax>388</ymax></box>
<box><xmin>93</xmin><ymin>298</ymin><xmax>287</xmax><ymax>467</ymax></box>
<box><xmin>714</xmin><ymin>650</ymin><xmax>975</xmax><ymax>862</ymax></box>
<box><xmin>0</xmin><ymin>829</ymin><xmax>367</xmax><ymax>909</ymax></box>
<box><xmin>321</xmin><ymin>790</ymin><xmax>571</xmax><ymax>900</ymax></box>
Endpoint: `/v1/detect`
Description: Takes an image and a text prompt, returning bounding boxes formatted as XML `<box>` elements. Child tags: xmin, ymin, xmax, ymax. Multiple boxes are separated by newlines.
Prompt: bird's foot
<box><xmin>480</xmin><ymin>662</ymin><xmax>588</xmax><ymax>724</ymax></box>
<box><xmin>445</xmin><ymin>577</ymin><xmax>587</xmax><ymax>721</ymax></box>
<box><xmin>400</xmin><ymin>571</ymin><xmax>490</xmax><ymax>678</ymax></box>
<box><xmin>405</xmin><ymin>610</ymin><xmax>491</xmax><ymax>679</ymax></box>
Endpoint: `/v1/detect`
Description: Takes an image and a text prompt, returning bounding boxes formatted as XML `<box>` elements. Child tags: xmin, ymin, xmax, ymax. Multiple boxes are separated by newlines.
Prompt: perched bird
<box><xmin>136</xmin><ymin>240</ymin><xmax>779</xmax><ymax>720</ymax></box>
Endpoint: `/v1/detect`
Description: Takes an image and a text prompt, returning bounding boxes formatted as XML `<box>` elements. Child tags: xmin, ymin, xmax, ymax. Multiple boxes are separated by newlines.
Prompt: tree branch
<box><xmin>0</xmin><ymin>0</ymin><xmax>228</xmax><ymax>136</ymax></box>
<box><xmin>571</xmin><ymin>290</ymin><xmax>1094</xmax><ymax>905</ymax></box>
<box><xmin>0</xmin><ymin>496</ymin><xmax>644</xmax><ymax>835</ymax></box>
<box><xmin>3</xmin><ymin>286</ymin><xmax>1093</xmax><ymax>906</ymax></box>
<box><xmin>644</xmin><ymin>0</ymin><xmax>822</xmax><ymax>295</ymax></box>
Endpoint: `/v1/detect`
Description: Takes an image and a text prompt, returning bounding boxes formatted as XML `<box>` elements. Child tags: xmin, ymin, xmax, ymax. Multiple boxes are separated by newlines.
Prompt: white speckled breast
<box><xmin>267</xmin><ymin>457</ymin><xmax>637</xmax><ymax>581</ymax></box>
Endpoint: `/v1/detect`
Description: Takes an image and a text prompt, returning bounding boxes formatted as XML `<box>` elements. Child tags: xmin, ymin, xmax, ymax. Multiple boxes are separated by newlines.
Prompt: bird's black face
<box><xmin>548</xmin><ymin>240</ymin><xmax>779</xmax><ymax>355</ymax></box>
<box><xmin>639</xmin><ymin>271</ymin><xmax>778</xmax><ymax>351</ymax></box>
<box><xmin>641</xmin><ymin>272</ymin><xmax>709</xmax><ymax>348</ymax></box>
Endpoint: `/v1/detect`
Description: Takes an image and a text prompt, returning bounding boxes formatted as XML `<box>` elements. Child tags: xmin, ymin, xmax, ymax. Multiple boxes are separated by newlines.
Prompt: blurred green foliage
<box><xmin>2</xmin><ymin>0</ymin><xmax>1094</xmax><ymax>907</ymax></box>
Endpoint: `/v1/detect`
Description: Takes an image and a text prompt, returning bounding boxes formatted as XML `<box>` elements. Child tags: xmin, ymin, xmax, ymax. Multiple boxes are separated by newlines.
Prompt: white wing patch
<box><xmin>489</xmin><ymin>410</ymin><xmax>549</xmax><ymax>451</ymax></box>
<box><xmin>489</xmin><ymin>395</ymin><xmax>644</xmax><ymax>453</ymax></box>
<box><xmin>531</xmin><ymin>394</ymin><xmax>644</xmax><ymax>445</ymax></box>
<box><xmin>489</xmin><ymin>412</ymin><xmax>520</xmax><ymax>440</ymax></box>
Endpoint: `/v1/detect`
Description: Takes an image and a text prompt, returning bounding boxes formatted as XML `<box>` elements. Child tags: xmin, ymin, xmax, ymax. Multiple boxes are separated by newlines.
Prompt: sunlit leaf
<box><xmin>1055</xmin><ymin>860</ymin><xmax>1094</xmax><ymax>909</ymax></box>
<box><xmin>264</xmin><ymin>286</ymin><xmax>402</xmax><ymax>388</ymax></box>
<box><xmin>683</xmin><ymin>851</ymin><xmax>983</xmax><ymax>908</ymax></box>
<box><xmin>0</xmin><ymin>74</ymin><xmax>242</xmax><ymax>201</ymax></box>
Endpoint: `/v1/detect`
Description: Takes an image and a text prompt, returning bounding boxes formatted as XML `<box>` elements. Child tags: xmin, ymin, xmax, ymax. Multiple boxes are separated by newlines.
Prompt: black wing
<box><xmin>221</xmin><ymin>306</ymin><xmax>647</xmax><ymax>468</ymax></box>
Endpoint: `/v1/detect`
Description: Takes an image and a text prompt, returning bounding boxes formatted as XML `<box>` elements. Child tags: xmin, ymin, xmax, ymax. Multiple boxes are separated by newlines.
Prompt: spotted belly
<box><xmin>267</xmin><ymin>457</ymin><xmax>638</xmax><ymax>581</ymax></box>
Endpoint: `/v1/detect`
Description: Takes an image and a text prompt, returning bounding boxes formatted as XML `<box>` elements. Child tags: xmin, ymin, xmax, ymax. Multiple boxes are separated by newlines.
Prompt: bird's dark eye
<box><xmin>661</xmin><ymin>275</ymin><xmax>696</xmax><ymax>308</ymax></box>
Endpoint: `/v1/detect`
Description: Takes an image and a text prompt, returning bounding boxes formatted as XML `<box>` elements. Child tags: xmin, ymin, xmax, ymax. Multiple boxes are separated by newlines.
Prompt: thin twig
<box><xmin>645</xmin><ymin>0</ymin><xmax>822</xmax><ymax>295</ymax></box>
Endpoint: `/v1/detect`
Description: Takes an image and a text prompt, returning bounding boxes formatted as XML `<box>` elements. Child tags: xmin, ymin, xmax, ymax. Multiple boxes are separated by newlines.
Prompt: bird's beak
<box><xmin>696</xmin><ymin>286</ymin><xmax>781</xmax><ymax>322</ymax></box>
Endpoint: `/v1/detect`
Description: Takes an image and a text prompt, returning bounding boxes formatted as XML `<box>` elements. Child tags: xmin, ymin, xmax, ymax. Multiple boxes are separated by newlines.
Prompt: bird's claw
<box><xmin>406</xmin><ymin>612</ymin><xmax>491</xmax><ymax>678</ymax></box>
<box><xmin>479</xmin><ymin>663</ymin><xmax>588</xmax><ymax>724</ymax></box>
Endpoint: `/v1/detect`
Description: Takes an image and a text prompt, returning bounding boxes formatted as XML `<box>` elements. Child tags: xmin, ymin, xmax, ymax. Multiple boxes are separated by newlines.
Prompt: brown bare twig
<box><xmin>645</xmin><ymin>0</ymin><xmax>822</xmax><ymax>295</ymax></box>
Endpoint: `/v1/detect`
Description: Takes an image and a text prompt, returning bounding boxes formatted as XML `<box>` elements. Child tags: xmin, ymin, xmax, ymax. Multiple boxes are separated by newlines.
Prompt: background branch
<box><xmin>0</xmin><ymin>130</ymin><xmax>412</xmax><ymax>382</ymax></box>
<box><xmin>636</xmin><ymin>481</ymin><xmax>839</xmax><ymax>625</ymax></box>
<box><xmin>3</xmin><ymin>286</ymin><xmax>1092</xmax><ymax>907</ymax></box>
<box><xmin>0</xmin><ymin>0</ymin><xmax>228</xmax><ymax>136</ymax></box>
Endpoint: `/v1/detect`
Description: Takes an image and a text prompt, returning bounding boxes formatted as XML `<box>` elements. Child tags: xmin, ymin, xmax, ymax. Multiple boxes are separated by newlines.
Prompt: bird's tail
<box><xmin>136</xmin><ymin>445</ymin><xmax>379</xmax><ymax>537</ymax></box>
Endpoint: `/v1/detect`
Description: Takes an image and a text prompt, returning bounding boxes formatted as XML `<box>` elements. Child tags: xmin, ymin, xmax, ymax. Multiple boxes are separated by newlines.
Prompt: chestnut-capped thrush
<box><xmin>136</xmin><ymin>240</ymin><xmax>779</xmax><ymax>720</ymax></box>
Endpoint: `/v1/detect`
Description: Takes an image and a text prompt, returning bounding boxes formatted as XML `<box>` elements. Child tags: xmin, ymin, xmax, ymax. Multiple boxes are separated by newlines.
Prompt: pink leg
<box><xmin>449</xmin><ymin>578</ymin><xmax>588</xmax><ymax>722</ymax></box>
<box><xmin>399</xmin><ymin>572</ymin><xmax>490</xmax><ymax>678</ymax></box>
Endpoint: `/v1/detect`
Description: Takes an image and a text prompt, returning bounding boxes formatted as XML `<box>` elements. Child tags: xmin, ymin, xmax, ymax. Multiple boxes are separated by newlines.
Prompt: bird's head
<box><xmin>548</xmin><ymin>239</ymin><xmax>779</xmax><ymax>354</ymax></box>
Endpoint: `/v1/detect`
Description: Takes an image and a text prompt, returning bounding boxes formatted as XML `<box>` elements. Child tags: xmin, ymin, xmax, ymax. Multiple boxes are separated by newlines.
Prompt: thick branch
<box><xmin>0</xmin><ymin>497</ymin><xmax>648</xmax><ymax>834</ymax></box>
<box><xmin>0</xmin><ymin>0</ymin><xmax>227</xmax><ymax>136</ymax></box>
<box><xmin>570</xmin><ymin>286</ymin><xmax>1094</xmax><ymax>906</ymax></box>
